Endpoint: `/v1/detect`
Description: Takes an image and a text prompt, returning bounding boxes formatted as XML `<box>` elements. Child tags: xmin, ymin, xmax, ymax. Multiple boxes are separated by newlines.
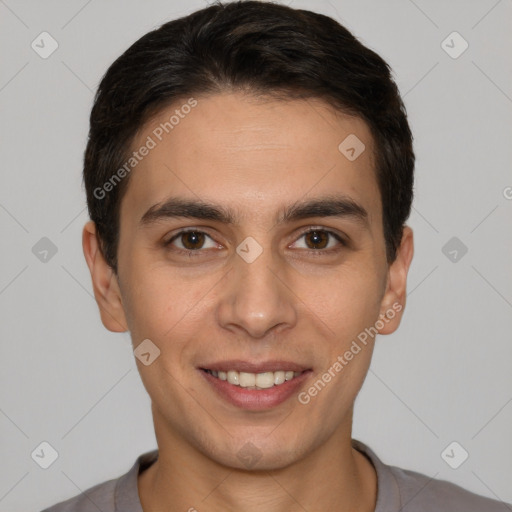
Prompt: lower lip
<box><xmin>200</xmin><ymin>370</ymin><xmax>312</xmax><ymax>411</ymax></box>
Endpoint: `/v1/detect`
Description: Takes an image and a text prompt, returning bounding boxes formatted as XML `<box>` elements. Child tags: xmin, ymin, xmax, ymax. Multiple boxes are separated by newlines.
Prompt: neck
<box><xmin>138</xmin><ymin>412</ymin><xmax>377</xmax><ymax>512</ymax></box>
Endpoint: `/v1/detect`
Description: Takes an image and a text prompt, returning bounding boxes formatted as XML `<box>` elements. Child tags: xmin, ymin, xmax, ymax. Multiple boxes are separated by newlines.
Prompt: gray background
<box><xmin>1</xmin><ymin>0</ymin><xmax>511</xmax><ymax>510</ymax></box>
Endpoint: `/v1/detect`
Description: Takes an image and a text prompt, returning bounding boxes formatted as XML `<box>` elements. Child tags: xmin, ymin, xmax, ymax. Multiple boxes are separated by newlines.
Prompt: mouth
<box><xmin>198</xmin><ymin>361</ymin><xmax>312</xmax><ymax>410</ymax></box>
<box><xmin>202</xmin><ymin>369</ymin><xmax>303</xmax><ymax>390</ymax></box>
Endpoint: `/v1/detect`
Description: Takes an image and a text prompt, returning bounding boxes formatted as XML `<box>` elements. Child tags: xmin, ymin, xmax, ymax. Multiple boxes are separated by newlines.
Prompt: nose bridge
<box><xmin>216</xmin><ymin>236</ymin><xmax>297</xmax><ymax>338</ymax></box>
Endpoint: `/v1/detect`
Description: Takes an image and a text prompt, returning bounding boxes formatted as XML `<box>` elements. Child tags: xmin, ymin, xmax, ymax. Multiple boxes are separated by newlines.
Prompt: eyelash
<box><xmin>163</xmin><ymin>227</ymin><xmax>347</xmax><ymax>257</ymax></box>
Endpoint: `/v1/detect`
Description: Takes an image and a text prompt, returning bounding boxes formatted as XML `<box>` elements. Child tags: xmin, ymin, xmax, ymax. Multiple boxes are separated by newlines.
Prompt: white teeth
<box><xmin>274</xmin><ymin>371</ymin><xmax>285</xmax><ymax>385</ymax></box>
<box><xmin>207</xmin><ymin>369</ymin><xmax>303</xmax><ymax>389</ymax></box>
<box><xmin>255</xmin><ymin>372</ymin><xmax>275</xmax><ymax>389</ymax></box>
<box><xmin>239</xmin><ymin>372</ymin><xmax>256</xmax><ymax>387</ymax></box>
<box><xmin>227</xmin><ymin>370</ymin><xmax>239</xmax><ymax>385</ymax></box>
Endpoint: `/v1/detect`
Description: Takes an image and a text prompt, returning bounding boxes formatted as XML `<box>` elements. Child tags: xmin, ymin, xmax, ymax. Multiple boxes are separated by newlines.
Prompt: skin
<box><xmin>83</xmin><ymin>92</ymin><xmax>414</xmax><ymax>512</ymax></box>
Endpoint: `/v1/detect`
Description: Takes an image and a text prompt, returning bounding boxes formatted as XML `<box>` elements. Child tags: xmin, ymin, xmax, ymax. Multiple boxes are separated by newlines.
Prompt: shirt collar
<box><xmin>114</xmin><ymin>439</ymin><xmax>401</xmax><ymax>512</ymax></box>
<box><xmin>351</xmin><ymin>438</ymin><xmax>402</xmax><ymax>511</ymax></box>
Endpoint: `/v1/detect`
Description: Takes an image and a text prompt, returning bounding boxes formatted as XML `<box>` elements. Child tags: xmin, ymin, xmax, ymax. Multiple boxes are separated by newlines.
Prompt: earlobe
<box><xmin>82</xmin><ymin>220</ymin><xmax>129</xmax><ymax>333</ymax></box>
<box><xmin>377</xmin><ymin>226</ymin><xmax>414</xmax><ymax>335</ymax></box>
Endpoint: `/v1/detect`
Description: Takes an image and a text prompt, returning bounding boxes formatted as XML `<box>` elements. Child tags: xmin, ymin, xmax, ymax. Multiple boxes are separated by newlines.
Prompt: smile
<box><xmin>199</xmin><ymin>363</ymin><xmax>312</xmax><ymax>410</ymax></box>
<box><xmin>203</xmin><ymin>369</ymin><xmax>303</xmax><ymax>390</ymax></box>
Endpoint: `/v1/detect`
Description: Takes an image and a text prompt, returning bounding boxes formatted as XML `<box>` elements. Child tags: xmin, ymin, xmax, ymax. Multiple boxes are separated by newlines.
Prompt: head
<box><xmin>83</xmin><ymin>0</ymin><xmax>414</xmax><ymax>470</ymax></box>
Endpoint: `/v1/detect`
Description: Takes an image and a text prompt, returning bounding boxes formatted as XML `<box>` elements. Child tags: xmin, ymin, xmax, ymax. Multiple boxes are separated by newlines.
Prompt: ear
<box><xmin>82</xmin><ymin>220</ymin><xmax>128</xmax><ymax>333</ymax></box>
<box><xmin>377</xmin><ymin>225</ymin><xmax>414</xmax><ymax>335</ymax></box>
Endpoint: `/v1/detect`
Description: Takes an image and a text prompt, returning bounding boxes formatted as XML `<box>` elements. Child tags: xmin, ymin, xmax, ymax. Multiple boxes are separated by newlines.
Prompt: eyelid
<box><xmin>165</xmin><ymin>227</ymin><xmax>220</xmax><ymax>248</ymax></box>
<box><xmin>164</xmin><ymin>225</ymin><xmax>347</xmax><ymax>255</ymax></box>
<box><xmin>289</xmin><ymin>226</ymin><xmax>347</xmax><ymax>250</ymax></box>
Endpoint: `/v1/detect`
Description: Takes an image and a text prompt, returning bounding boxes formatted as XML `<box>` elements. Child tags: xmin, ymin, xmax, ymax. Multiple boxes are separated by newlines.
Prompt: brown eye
<box><xmin>165</xmin><ymin>230</ymin><xmax>218</xmax><ymax>253</ymax></box>
<box><xmin>180</xmin><ymin>231</ymin><xmax>205</xmax><ymax>250</ymax></box>
<box><xmin>291</xmin><ymin>228</ymin><xmax>346</xmax><ymax>253</ymax></box>
<box><xmin>304</xmin><ymin>230</ymin><xmax>329</xmax><ymax>249</ymax></box>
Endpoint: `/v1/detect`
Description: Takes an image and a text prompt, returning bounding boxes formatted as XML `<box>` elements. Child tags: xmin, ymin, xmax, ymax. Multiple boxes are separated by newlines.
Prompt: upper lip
<box><xmin>199</xmin><ymin>360</ymin><xmax>311</xmax><ymax>373</ymax></box>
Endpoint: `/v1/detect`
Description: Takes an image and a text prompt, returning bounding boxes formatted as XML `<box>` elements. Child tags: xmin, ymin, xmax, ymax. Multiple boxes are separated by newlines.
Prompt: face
<box><xmin>84</xmin><ymin>92</ymin><xmax>413</xmax><ymax>470</ymax></box>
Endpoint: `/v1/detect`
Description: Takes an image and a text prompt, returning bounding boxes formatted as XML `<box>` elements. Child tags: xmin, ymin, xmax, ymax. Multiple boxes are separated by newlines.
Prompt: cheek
<box><xmin>305</xmin><ymin>263</ymin><xmax>384</xmax><ymax>339</ymax></box>
<box><xmin>120</xmin><ymin>261</ymin><xmax>218</xmax><ymax>353</ymax></box>
<box><xmin>119</xmin><ymin>263</ymin><xmax>182</xmax><ymax>338</ymax></box>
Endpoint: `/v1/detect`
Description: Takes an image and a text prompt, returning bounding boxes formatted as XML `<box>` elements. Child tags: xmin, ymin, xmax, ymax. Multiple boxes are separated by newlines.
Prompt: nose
<box><xmin>216</xmin><ymin>243</ymin><xmax>298</xmax><ymax>339</ymax></box>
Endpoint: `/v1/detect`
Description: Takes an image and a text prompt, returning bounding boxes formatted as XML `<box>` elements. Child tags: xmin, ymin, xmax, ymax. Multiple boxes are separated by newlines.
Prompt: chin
<box><xmin>199</xmin><ymin>429</ymin><xmax>312</xmax><ymax>472</ymax></box>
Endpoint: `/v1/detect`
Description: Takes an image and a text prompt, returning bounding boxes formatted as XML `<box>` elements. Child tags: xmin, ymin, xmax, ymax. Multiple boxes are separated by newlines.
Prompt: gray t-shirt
<box><xmin>41</xmin><ymin>439</ymin><xmax>510</xmax><ymax>511</ymax></box>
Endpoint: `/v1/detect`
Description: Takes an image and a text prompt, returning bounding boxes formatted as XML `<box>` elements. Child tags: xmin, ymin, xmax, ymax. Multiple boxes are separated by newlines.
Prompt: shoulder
<box><xmin>39</xmin><ymin>478</ymin><xmax>118</xmax><ymax>512</ymax></box>
<box><xmin>39</xmin><ymin>449</ymin><xmax>158</xmax><ymax>512</ymax></box>
<box><xmin>352</xmin><ymin>439</ymin><xmax>511</xmax><ymax>512</ymax></box>
<box><xmin>389</xmin><ymin>464</ymin><xmax>511</xmax><ymax>511</ymax></box>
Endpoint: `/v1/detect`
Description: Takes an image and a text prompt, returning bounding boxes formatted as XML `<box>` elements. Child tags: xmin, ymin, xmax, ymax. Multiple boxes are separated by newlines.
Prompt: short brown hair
<box><xmin>83</xmin><ymin>0</ymin><xmax>415</xmax><ymax>272</ymax></box>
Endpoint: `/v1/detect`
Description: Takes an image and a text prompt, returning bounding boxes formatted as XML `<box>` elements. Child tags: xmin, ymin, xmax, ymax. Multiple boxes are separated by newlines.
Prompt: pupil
<box><xmin>183</xmin><ymin>231</ymin><xmax>204</xmax><ymax>250</ymax></box>
<box><xmin>180</xmin><ymin>231</ymin><xmax>329</xmax><ymax>250</ymax></box>
<box><xmin>307</xmin><ymin>230</ymin><xmax>327</xmax><ymax>249</ymax></box>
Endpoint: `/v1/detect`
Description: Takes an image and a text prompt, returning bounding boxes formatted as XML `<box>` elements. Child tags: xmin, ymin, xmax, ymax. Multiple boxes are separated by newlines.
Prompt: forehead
<box><xmin>120</xmin><ymin>92</ymin><xmax>381</xmax><ymax>229</ymax></box>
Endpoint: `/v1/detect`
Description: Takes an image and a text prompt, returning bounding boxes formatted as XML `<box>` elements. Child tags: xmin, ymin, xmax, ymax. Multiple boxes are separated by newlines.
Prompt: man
<box><xmin>42</xmin><ymin>1</ymin><xmax>510</xmax><ymax>510</ymax></box>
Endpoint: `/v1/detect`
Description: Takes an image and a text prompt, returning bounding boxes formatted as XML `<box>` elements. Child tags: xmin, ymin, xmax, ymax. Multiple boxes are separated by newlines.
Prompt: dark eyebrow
<box><xmin>140</xmin><ymin>197</ymin><xmax>237</xmax><ymax>226</ymax></box>
<box><xmin>139</xmin><ymin>195</ymin><xmax>369</xmax><ymax>229</ymax></box>
<box><xmin>278</xmin><ymin>195</ymin><xmax>368</xmax><ymax>228</ymax></box>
